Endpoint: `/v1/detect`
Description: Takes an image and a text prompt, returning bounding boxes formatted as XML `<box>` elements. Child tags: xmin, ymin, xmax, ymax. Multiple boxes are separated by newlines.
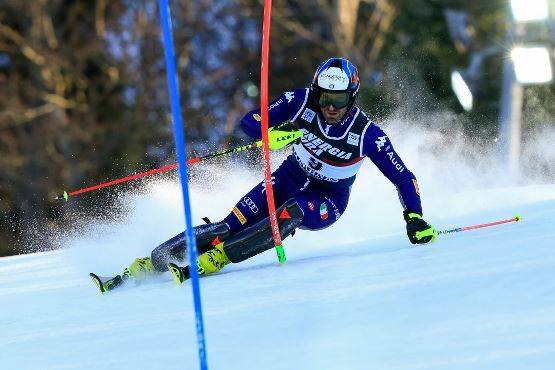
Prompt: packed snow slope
<box><xmin>1</xmin><ymin>123</ymin><xmax>555</xmax><ymax>370</ymax></box>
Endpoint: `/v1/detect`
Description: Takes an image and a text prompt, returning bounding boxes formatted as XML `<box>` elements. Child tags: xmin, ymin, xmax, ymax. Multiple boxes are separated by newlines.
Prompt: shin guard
<box><xmin>151</xmin><ymin>222</ymin><xmax>230</xmax><ymax>271</ymax></box>
<box><xmin>223</xmin><ymin>198</ymin><xmax>304</xmax><ymax>263</ymax></box>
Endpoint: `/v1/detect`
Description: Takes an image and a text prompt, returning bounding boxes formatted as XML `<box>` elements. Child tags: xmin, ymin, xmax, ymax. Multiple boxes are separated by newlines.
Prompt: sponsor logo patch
<box><xmin>294</xmin><ymin>152</ymin><xmax>339</xmax><ymax>182</ymax></box>
<box><xmin>318</xmin><ymin>67</ymin><xmax>349</xmax><ymax>90</ymax></box>
<box><xmin>347</xmin><ymin>132</ymin><xmax>360</xmax><ymax>146</ymax></box>
<box><xmin>261</xmin><ymin>176</ymin><xmax>276</xmax><ymax>193</ymax></box>
<box><xmin>375</xmin><ymin>135</ymin><xmax>387</xmax><ymax>152</ymax></box>
<box><xmin>301</xmin><ymin>108</ymin><xmax>316</xmax><ymax>122</ymax></box>
<box><xmin>285</xmin><ymin>91</ymin><xmax>295</xmax><ymax>103</ymax></box>
<box><xmin>412</xmin><ymin>179</ymin><xmax>420</xmax><ymax>196</ymax></box>
<box><xmin>194</xmin><ymin>223</ymin><xmax>221</xmax><ymax>235</ymax></box>
<box><xmin>242</xmin><ymin>197</ymin><xmax>259</xmax><ymax>214</ymax></box>
<box><xmin>232</xmin><ymin>207</ymin><xmax>247</xmax><ymax>225</ymax></box>
<box><xmin>253</xmin><ymin>113</ymin><xmax>261</xmax><ymax>122</ymax></box>
<box><xmin>275</xmin><ymin>132</ymin><xmax>298</xmax><ymax>144</ymax></box>
<box><xmin>279</xmin><ymin>208</ymin><xmax>291</xmax><ymax>219</ymax></box>
<box><xmin>300</xmin><ymin>129</ymin><xmax>354</xmax><ymax>160</ymax></box>
<box><xmin>269</xmin><ymin>98</ymin><xmax>283</xmax><ymax>111</ymax></box>
<box><xmin>319</xmin><ymin>203</ymin><xmax>328</xmax><ymax>220</ymax></box>
<box><xmin>307</xmin><ymin>201</ymin><xmax>315</xmax><ymax>211</ymax></box>
<box><xmin>325</xmin><ymin>196</ymin><xmax>341</xmax><ymax>221</ymax></box>
<box><xmin>386</xmin><ymin>151</ymin><xmax>405</xmax><ymax>173</ymax></box>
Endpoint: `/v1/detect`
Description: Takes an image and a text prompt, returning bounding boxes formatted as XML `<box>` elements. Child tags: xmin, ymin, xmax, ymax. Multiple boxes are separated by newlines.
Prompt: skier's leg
<box><xmin>116</xmin><ymin>221</ymin><xmax>230</xmax><ymax>280</ymax></box>
<box><xmin>197</xmin><ymin>198</ymin><xmax>303</xmax><ymax>272</ymax></box>
<box><xmin>181</xmin><ymin>161</ymin><xmax>308</xmax><ymax>279</ymax></box>
<box><xmin>295</xmin><ymin>189</ymin><xmax>350</xmax><ymax>231</ymax></box>
<box><xmin>89</xmin><ymin>256</ymin><xmax>158</xmax><ymax>293</ymax></box>
<box><xmin>185</xmin><ymin>186</ymin><xmax>349</xmax><ymax>276</ymax></box>
<box><xmin>90</xmin><ymin>221</ymin><xmax>231</xmax><ymax>293</ymax></box>
<box><xmin>92</xmin><ymin>189</ymin><xmax>348</xmax><ymax>292</ymax></box>
<box><xmin>167</xmin><ymin>199</ymin><xmax>304</xmax><ymax>283</ymax></box>
<box><xmin>222</xmin><ymin>198</ymin><xmax>304</xmax><ymax>263</ymax></box>
<box><xmin>91</xmin><ymin>162</ymin><xmax>302</xmax><ymax>292</ymax></box>
<box><xmin>150</xmin><ymin>221</ymin><xmax>230</xmax><ymax>271</ymax></box>
<box><xmin>222</xmin><ymin>160</ymin><xmax>309</xmax><ymax>234</ymax></box>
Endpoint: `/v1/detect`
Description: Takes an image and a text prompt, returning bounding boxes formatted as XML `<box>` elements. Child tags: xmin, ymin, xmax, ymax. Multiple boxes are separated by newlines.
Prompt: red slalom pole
<box><xmin>60</xmin><ymin>163</ymin><xmax>178</xmax><ymax>200</ymax></box>
<box><xmin>260</xmin><ymin>0</ymin><xmax>286</xmax><ymax>263</ymax></box>
<box><xmin>55</xmin><ymin>140</ymin><xmax>262</xmax><ymax>201</ymax></box>
<box><xmin>438</xmin><ymin>215</ymin><xmax>522</xmax><ymax>236</ymax></box>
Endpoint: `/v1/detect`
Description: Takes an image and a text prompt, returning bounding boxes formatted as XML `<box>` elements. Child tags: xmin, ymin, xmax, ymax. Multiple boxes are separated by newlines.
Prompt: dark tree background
<box><xmin>0</xmin><ymin>0</ymin><xmax>553</xmax><ymax>256</ymax></box>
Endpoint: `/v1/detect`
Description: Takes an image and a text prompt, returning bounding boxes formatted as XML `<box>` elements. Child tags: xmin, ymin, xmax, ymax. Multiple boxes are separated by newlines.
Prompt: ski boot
<box><xmin>151</xmin><ymin>221</ymin><xmax>230</xmax><ymax>271</ymax></box>
<box><xmin>89</xmin><ymin>273</ymin><xmax>128</xmax><ymax>294</ymax></box>
<box><xmin>90</xmin><ymin>257</ymin><xmax>158</xmax><ymax>294</ymax></box>
<box><xmin>124</xmin><ymin>256</ymin><xmax>158</xmax><ymax>281</ymax></box>
<box><xmin>167</xmin><ymin>242</ymin><xmax>230</xmax><ymax>285</ymax></box>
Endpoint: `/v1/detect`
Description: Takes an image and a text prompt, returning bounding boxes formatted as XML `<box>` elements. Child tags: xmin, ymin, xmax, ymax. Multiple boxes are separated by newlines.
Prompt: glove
<box><xmin>403</xmin><ymin>211</ymin><xmax>437</xmax><ymax>244</ymax></box>
<box><xmin>267</xmin><ymin>121</ymin><xmax>303</xmax><ymax>150</ymax></box>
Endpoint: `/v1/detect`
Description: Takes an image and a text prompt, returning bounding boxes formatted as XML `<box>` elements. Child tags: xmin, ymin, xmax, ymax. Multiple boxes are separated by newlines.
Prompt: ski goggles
<box><xmin>315</xmin><ymin>91</ymin><xmax>351</xmax><ymax>109</ymax></box>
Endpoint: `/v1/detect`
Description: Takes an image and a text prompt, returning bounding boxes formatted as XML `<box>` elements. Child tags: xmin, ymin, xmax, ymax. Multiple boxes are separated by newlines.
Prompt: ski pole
<box><xmin>55</xmin><ymin>140</ymin><xmax>263</xmax><ymax>201</ymax></box>
<box><xmin>437</xmin><ymin>215</ymin><xmax>522</xmax><ymax>236</ymax></box>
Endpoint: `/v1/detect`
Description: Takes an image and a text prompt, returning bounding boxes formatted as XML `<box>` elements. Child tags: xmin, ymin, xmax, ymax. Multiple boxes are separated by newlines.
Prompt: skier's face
<box><xmin>321</xmin><ymin>104</ymin><xmax>348</xmax><ymax>124</ymax></box>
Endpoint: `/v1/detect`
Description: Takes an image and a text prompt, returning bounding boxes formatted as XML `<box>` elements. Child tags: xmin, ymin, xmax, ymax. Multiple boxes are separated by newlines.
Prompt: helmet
<box><xmin>310</xmin><ymin>57</ymin><xmax>360</xmax><ymax>111</ymax></box>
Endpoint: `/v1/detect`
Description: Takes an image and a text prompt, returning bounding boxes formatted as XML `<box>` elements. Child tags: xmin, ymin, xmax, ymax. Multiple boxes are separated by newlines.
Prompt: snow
<box><xmin>2</xmin><ymin>124</ymin><xmax>555</xmax><ymax>370</ymax></box>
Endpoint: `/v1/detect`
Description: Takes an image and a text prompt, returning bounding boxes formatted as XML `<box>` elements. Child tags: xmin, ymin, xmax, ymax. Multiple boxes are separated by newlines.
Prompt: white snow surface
<box><xmin>2</xmin><ymin>124</ymin><xmax>555</xmax><ymax>370</ymax></box>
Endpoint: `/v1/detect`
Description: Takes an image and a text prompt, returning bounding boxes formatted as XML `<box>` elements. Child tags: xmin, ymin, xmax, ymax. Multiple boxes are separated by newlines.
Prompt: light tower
<box><xmin>499</xmin><ymin>0</ymin><xmax>553</xmax><ymax>179</ymax></box>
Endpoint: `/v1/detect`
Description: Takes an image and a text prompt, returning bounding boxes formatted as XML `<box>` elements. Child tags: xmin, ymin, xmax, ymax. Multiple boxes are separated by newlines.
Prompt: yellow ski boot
<box><xmin>167</xmin><ymin>243</ymin><xmax>230</xmax><ymax>285</ymax></box>
<box><xmin>123</xmin><ymin>257</ymin><xmax>158</xmax><ymax>282</ymax></box>
<box><xmin>197</xmin><ymin>243</ymin><xmax>230</xmax><ymax>274</ymax></box>
<box><xmin>90</xmin><ymin>257</ymin><xmax>159</xmax><ymax>294</ymax></box>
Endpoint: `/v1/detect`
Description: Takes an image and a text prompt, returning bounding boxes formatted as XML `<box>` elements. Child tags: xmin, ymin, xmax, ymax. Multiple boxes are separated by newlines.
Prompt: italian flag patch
<box><xmin>320</xmin><ymin>203</ymin><xmax>328</xmax><ymax>220</ymax></box>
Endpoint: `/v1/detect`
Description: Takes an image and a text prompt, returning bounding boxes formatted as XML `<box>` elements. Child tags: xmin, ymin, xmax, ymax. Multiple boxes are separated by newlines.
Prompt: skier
<box><xmin>91</xmin><ymin>57</ymin><xmax>437</xmax><ymax>293</ymax></box>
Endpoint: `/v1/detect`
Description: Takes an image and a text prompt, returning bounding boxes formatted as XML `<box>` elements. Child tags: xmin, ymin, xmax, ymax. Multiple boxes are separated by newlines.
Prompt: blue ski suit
<box><xmin>222</xmin><ymin>88</ymin><xmax>422</xmax><ymax>234</ymax></box>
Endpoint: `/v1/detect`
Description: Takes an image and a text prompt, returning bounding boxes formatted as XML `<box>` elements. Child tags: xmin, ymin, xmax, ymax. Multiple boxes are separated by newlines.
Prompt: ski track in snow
<box><xmin>2</xmin><ymin>125</ymin><xmax>555</xmax><ymax>370</ymax></box>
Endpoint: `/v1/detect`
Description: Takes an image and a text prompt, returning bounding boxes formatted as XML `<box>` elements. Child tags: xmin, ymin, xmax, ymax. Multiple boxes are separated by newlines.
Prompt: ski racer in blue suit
<box><xmin>89</xmin><ymin>57</ymin><xmax>437</xmax><ymax>293</ymax></box>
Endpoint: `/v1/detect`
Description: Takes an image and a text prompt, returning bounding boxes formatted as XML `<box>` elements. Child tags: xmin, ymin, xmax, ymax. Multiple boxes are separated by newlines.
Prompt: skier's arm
<box><xmin>363</xmin><ymin>124</ymin><xmax>422</xmax><ymax>214</ymax></box>
<box><xmin>240</xmin><ymin>89</ymin><xmax>307</xmax><ymax>139</ymax></box>
<box><xmin>362</xmin><ymin>123</ymin><xmax>436</xmax><ymax>244</ymax></box>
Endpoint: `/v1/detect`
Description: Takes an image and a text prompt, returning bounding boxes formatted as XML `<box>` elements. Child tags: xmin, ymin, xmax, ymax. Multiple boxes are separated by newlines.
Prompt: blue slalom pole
<box><xmin>158</xmin><ymin>1</ymin><xmax>208</xmax><ymax>369</ymax></box>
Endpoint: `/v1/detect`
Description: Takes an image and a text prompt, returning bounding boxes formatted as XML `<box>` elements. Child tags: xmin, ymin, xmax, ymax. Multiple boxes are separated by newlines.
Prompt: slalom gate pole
<box><xmin>55</xmin><ymin>141</ymin><xmax>263</xmax><ymax>201</ymax></box>
<box><xmin>438</xmin><ymin>215</ymin><xmax>522</xmax><ymax>236</ymax></box>
<box><xmin>158</xmin><ymin>1</ymin><xmax>208</xmax><ymax>370</ymax></box>
<box><xmin>260</xmin><ymin>0</ymin><xmax>286</xmax><ymax>263</ymax></box>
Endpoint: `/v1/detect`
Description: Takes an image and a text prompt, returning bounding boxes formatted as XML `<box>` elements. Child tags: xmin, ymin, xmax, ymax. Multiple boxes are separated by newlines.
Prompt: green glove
<box><xmin>267</xmin><ymin>122</ymin><xmax>303</xmax><ymax>150</ymax></box>
<box><xmin>403</xmin><ymin>211</ymin><xmax>437</xmax><ymax>244</ymax></box>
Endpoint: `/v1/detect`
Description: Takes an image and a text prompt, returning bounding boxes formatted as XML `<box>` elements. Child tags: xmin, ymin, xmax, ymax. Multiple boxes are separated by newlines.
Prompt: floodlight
<box><xmin>511</xmin><ymin>46</ymin><xmax>553</xmax><ymax>84</ymax></box>
<box><xmin>450</xmin><ymin>47</ymin><xmax>500</xmax><ymax>111</ymax></box>
<box><xmin>451</xmin><ymin>70</ymin><xmax>474</xmax><ymax>111</ymax></box>
<box><xmin>510</xmin><ymin>0</ymin><xmax>549</xmax><ymax>22</ymax></box>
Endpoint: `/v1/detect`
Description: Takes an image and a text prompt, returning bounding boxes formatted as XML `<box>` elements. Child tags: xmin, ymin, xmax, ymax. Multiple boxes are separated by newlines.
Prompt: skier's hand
<box><xmin>268</xmin><ymin>121</ymin><xmax>303</xmax><ymax>150</ymax></box>
<box><xmin>404</xmin><ymin>211</ymin><xmax>437</xmax><ymax>244</ymax></box>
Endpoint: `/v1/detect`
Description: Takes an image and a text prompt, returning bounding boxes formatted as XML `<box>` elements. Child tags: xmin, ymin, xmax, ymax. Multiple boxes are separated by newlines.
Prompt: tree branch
<box><xmin>0</xmin><ymin>22</ymin><xmax>47</xmax><ymax>66</ymax></box>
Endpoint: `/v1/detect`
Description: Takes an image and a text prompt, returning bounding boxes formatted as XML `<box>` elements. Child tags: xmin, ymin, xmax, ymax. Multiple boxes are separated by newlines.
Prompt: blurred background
<box><xmin>0</xmin><ymin>0</ymin><xmax>553</xmax><ymax>257</ymax></box>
